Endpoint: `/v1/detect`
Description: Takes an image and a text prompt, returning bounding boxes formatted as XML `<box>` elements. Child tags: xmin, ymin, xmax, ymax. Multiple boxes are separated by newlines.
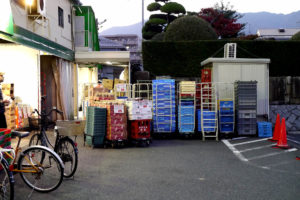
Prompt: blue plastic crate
<box><xmin>179</xmin><ymin>107</ymin><xmax>195</xmax><ymax>115</ymax></box>
<box><xmin>220</xmin><ymin>116</ymin><xmax>234</xmax><ymax>123</ymax></box>
<box><xmin>179</xmin><ymin>116</ymin><xmax>195</xmax><ymax>123</ymax></box>
<box><xmin>220</xmin><ymin>123</ymin><xmax>234</xmax><ymax>132</ymax></box>
<box><xmin>219</xmin><ymin>107</ymin><xmax>234</xmax><ymax>115</ymax></box>
<box><xmin>179</xmin><ymin>124</ymin><xmax>194</xmax><ymax>133</ymax></box>
<box><xmin>257</xmin><ymin>122</ymin><xmax>272</xmax><ymax>137</ymax></box>
<box><xmin>220</xmin><ymin>100</ymin><xmax>233</xmax><ymax>108</ymax></box>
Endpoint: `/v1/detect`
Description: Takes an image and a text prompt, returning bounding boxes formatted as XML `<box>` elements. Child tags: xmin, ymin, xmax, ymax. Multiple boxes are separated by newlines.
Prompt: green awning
<box><xmin>0</xmin><ymin>25</ymin><xmax>74</xmax><ymax>61</ymax></box>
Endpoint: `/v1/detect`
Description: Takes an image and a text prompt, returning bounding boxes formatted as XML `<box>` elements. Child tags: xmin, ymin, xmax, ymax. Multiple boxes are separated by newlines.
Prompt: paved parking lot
<box><xmin>10</xmin><ymin>132</ymin><xmax>300</xmax><ymax>200</ymax></box>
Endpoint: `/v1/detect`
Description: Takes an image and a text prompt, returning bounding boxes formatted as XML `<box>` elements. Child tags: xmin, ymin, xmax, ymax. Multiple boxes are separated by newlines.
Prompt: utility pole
<box><xmin>142</xmin><ymin>0</ymin><xmax>145</xmax><ymax>27</ymax></box>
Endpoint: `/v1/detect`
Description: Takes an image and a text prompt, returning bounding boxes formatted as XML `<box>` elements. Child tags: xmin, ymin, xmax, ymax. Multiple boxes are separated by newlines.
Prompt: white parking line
<box><xmin>239</xmin><ymin>144</ymin><xmax>274</xmax><ymax>153</ymax></box>
<box><xmin>231</xmin><ymin>137</ymin><xmax>248</xmax><ymax>141</ymax></box>
<box><xmin>287</xmin><ymin>138</ymin><xmax>300</xmax><ymax>145</ymax></box>
<box><xmin>247</xmin><ymin>148</ymin><xmax>298</xmax><ymax>161</ymax></box>
<box><xmin>232</xmin><ymin>138</ymin><xmax>270</xmax><ymax>146</ymax></box>
<box><xmin>222</xmin><ymin>140</ymin><xmax>248</xmax><ymax>162</ymax></box>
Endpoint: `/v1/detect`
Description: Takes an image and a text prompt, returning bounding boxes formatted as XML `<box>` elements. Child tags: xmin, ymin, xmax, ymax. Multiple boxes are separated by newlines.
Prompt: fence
<box><xmin>269</xmin><ymin>77</ymin><xmax>300</xmax><ymax>104</ymax></box>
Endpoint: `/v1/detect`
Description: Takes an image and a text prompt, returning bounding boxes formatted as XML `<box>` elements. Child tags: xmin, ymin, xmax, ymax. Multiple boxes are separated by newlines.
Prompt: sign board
<box><xmin>114</xmin><ymin>105</ymin><xmax>124</xmax><ymax>114</ymax></box>
<box><xmin>116</xmin><ymin>84</ymin><xmax>127</xmax><ymax>92</ymax></box>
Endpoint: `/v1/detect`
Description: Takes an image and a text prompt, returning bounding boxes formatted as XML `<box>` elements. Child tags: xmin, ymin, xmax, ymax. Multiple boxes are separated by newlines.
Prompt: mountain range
<box><xmin>99</xmin><ymin>11</ymin><xmax>300</xmax><ymax>38</ymax></box>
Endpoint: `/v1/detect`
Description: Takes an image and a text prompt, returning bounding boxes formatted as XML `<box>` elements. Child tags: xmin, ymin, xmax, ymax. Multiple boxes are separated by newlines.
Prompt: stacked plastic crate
<box><xmin>235</xmin><ymin>81</ymin><xmax>257</xmax><ymax>136</ymax></box>
<box><xmin>85</xmin><ymin>107</ymin><xmax>107</xmax><ymax>147</ymax></box>
<box><xmin>219</xmin><ymin>100</ymin><xmax>234</xmax><ymax>133</ymax></box>
<box><xmin>152</xmin><ymin>79</ymin><xmax>176</xmax><ymax>134</ymax></box>
<box><xmin>178</xmin><ymin>81</ymin><xmax>196</xmax><ymax>134</ymax></box>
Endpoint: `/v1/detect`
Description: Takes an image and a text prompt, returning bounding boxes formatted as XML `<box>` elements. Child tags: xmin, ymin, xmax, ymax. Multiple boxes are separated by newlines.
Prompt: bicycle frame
<box><xmin>2</xmin><ymin>137</ymin><xmax>44</xmax><ymax>174</ymax></box>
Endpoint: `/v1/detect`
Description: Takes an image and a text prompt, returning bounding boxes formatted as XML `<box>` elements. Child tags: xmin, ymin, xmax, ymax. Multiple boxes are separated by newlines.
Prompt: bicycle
<box><xmin>29</xmin><ymin>105</ymin><xmax>78</xmax><ymax>178</ymax></box>
<box><xmin>2</xmin><ymin>130</ymin><xmax>64</xmax><ymax>193</ymax></box>
<box><xmin>0</xmin><ymin>151</ymin><xmax>14</xmax><ymax>200</ymax></box>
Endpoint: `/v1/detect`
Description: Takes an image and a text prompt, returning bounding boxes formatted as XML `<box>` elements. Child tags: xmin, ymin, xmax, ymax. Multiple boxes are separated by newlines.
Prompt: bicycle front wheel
<box><xmin>0</xmin><ymin>158</ymin><xmax>14</xmax><ymax>200</ymax></box>
<box><xmin>57</xmin><ymin>137</ymin><xmax>78</xmax><ymax>178</ymax></box>
<box><xmin>29</xmin><ymin>133</ymin><xmax>42</xmax><ymax>146</ymax></box>
<box><xmin>18</xmin><ymin>146</ymin><xmax>64</xmax><ymax>193</ymax></box>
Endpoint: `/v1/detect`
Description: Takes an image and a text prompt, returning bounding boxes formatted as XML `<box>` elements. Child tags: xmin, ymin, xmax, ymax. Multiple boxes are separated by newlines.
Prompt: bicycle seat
<box><xmin>11</xmin><ymin>131</ymin><xmax>30</xmax><ymax>138</ymax></box>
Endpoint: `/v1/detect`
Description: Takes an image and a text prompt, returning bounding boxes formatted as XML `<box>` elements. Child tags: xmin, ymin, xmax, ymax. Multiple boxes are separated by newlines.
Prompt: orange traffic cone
<box><xmin>269</xmin><ymin>114</ymin><xmax>280</xmax><ymax>142</ymax></box>
<box><xmin>273</xmin><ymin>118</ymin><xmax>290</xmax><ymax>149</ymax></box>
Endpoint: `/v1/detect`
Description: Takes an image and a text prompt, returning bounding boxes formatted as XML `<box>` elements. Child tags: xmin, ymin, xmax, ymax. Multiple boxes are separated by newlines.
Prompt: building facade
<box><xmin>102</xmin><ymin>34</ymin><xmax>142</xmax><ymax>67</ymax></box>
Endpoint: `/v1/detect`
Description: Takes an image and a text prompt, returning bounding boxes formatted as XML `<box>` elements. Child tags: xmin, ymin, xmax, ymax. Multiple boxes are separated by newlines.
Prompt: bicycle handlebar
<box><xmin>33</xmin><ymin>107</ymin><xmax>63</xmax><ymax>117</ymax></box>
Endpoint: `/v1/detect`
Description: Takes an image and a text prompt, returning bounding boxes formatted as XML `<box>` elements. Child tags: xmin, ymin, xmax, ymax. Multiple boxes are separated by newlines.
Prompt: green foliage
<box><xmin>142</xmin><ymin>41</ymin><xmax>300</xmax><ymax>77</ymax></box>
<box><xmin>147</xmin><ymin>18</ymin><xmax>167</xmax><ymax>25</ymax></box>
<box><xmin>152</xmin><ymin>33</ymin><xmax>165</xmax><ymax>41</ymax></box>
<box><xmin>160</xmin><ymin>2</ymin><xmax>186</xmax><ymax>14</ymax></box>
<box><xmin>143</xmin><ymin>0</ymin><xmax>186</xmax><ymax>40</ymax></box>
<box><xmin>147</xmin><ymin>2</ymin><xmax>162</xmax><ymax>11</ymax></box>
<box><xmin>291</xmin><ymin>31</ymin><xmax>300</xmax><ymax>40</ymax></box>
<box><xmin>164</xmin><ymin>16</ymin><xmax>218</xmax><ymax>41</ymax></box>
<box><xmin>150</xmin><ymin>14</ymin><xmax>177</xmax><ymax>22</ymax></box>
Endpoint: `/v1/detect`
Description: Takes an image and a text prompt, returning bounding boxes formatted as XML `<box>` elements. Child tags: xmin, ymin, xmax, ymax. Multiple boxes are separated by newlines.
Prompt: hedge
<box><xmin>142</xmin><ymin>40</ymin><xmax>300</xmax><ymax>77</ymax></box>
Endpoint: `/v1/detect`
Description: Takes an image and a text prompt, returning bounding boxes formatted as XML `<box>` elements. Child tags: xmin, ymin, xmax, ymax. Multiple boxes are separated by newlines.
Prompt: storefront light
<box><xmin>25</xmin><ymin>0</ymin><xmax>34</xmax><ymax>6</ymax></box>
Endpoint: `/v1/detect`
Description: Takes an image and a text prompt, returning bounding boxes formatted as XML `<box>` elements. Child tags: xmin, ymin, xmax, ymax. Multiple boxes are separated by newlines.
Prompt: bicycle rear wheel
<box><xmin>0</xmin><ymin>158</ymin><xmax>14</xmax><ymax>200</ymax></box>
<box><xmin>57</xmin><ymin>137</ymin><xmax>78</xmax><ymax>178</ymax></box>
<box><xmin>18</xmin><ymin>146</ymin><xmax>64</xmax><ymax>193</ymax></box>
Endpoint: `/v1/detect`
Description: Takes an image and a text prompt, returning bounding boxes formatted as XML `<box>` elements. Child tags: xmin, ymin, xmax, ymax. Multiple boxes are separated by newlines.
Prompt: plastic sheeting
<box><xmin>52</xmin><ymin>58</ymin><xmax>74</xmax><ymax>120</ymax></box>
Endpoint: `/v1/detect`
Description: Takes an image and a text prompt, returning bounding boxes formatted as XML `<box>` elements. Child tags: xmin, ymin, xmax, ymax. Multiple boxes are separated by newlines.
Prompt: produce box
<box><xmin>102</xmin><ymin>79</ymin><xmax>114</xmax><ymax>90</ymax></box>
<box><xmin>56</xmin><ymin>120</ymin><xmax>86</xmax><ymax>136</ymax></box>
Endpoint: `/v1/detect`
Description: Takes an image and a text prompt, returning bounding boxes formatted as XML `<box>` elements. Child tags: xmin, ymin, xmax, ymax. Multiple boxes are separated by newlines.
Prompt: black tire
<box><xmin>0</xmin><ymin>158</ymin><xmax>14</xmax><ymax>200</ymax></box>
<box><xmin>57</xmin><ymin>137</ymin><xmax>78</xmax><ymax>178</ymax></box>
<box><xmin>18</xmin><ymin>146</ymin><xmax>64</xmax><ymax>193</ymax></box>
<box><xmin>29</xmin><ymin>133</ymin><xmax>42</xmax><ymax>146</ymax></box>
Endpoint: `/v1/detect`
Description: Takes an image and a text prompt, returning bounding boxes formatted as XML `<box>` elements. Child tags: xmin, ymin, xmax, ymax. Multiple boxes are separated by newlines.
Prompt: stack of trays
<box><xmin>152</xmin><ymin>79</ymin><xmax>176</xmax><ymax>133</ymax></box>
<box><xmin>219</xmin><ymin>100</ymin><xmax>234</xmax><ymax>133</ymax></box>
<box><xmin>197</xmin><ymin>110</ymin><xmax>217</xmax><ymax>132</ymax></box>
<box><xmin>85</xmin><ymin>107</ymin><xmax>107</xmax><ymax>146</ymax></box>
<box><xmin>178</xmin><ymin>81</ymin><xmax>195</xmax><ymax>133</ymax></box>
<box><xmin>235</xmin><ymin>81</ymin><xmax>257</xmax><ymax>135</ymax></box>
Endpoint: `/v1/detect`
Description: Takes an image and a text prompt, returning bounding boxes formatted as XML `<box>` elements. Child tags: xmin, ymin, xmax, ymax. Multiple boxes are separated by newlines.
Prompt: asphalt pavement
<box><xmin>12</xmin><ymin>133</ymin><xmax>300</xmax><ymax>200</ymax></box>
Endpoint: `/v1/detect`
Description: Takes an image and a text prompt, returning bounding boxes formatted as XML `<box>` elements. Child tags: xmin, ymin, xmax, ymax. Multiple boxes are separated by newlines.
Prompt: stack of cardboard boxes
<box><xmin>2</xmin><ymin>84</ymin><xmax>15</xmax><ymax>129</ymax></box>
<box><xmin>126</xmin><ymin>100</ymin><xmax>152</xmax><ymax>120</ymax></box>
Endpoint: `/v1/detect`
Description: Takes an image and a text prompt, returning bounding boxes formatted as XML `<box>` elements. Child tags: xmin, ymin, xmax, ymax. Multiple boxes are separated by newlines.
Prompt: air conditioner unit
<box><xmin>27</xmin><ymin>0</ymin><xmax>46</xmax><ymax>17</ymax></box>
<box><xmin>224</xmin><ymin>43</ymin><xmax>237</xmax><ymax>58</ymax></box>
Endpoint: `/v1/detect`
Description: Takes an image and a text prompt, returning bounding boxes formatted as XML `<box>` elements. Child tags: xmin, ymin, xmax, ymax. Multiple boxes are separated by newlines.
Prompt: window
<box><xmin>68</xmin><ymin>14</ymin><xmax>71</xmax><ymax>24</ymax></box>
<box><xmin>58</xmin><ymin>7</ymin><xmax>64</xmax><ymax>28</ymax></box>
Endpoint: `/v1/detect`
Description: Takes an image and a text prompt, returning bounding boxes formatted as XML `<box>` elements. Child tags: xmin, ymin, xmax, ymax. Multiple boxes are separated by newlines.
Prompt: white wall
<box><xmin>10</xmin><ymin>0</ymin><xmax>73</xmax><ymax>49</ymax></box>
<box><xmin>0</xmin><ymin>44</ymin><xmax>39</xmax><ymax>110</ymax></box>
<box><xmin>212</xmin><ymin>62</ymin><xmax>269</xmax><ymax>116</ymax></box>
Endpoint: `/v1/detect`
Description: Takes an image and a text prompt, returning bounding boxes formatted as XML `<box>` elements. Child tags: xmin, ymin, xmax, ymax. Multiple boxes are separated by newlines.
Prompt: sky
<box><xmin>80</xmin><ymin>0</ymin><xmax>300</xmax><ymax>32</ymax></box>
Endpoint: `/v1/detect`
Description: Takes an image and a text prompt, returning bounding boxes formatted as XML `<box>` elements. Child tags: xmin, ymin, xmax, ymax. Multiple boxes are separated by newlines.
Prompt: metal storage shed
<box><xmin>201</xmin><ymin>58</ymin><xmax>271</xmax><ymax>117</ymax></box>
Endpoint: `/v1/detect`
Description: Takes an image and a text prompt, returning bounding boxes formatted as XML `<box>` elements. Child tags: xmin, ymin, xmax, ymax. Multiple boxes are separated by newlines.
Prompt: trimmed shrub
<box><xmin>152</xmin><ymin>33</ymin><xmax>165</xmax><ymax>41</ymax></box>
<box><xmin>160</xmin><ymin>2</ymin><xmax>186</xmax><ymax>14</ymax></box>
<box><xmin>291</xmin><ymin>31</ymin><xmax>300</xmax><ymax>40</ymax></box>
<box><xmin>164</xmin><ymin>16</ymin><xmax>218</xmax><ymax>41</ymax></box>
<box><xmin>142</xmin><ymin>40</ymin><xmax>300</xmax><ymax>77</ymax></box>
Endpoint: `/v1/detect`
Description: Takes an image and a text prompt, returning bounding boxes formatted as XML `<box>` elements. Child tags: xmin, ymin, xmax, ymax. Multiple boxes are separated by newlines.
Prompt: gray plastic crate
<box><xmin>237</xmin><ymin>110</ymin><xmax>256</xmax><ymax>118</ymax></box>
<box><xmin>237</xmin><ymin>118</ymin><xmax>257</xmax><ymax>125</ymax></box>
<box><xmin>237</xmin><ymin>123</ymin><xmax>256</xmax><ymax>135</ymax></box>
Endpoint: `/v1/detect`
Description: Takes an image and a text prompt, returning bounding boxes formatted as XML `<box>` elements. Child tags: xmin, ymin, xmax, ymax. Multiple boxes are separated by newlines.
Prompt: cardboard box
<box><xmin>102</xmin><ymin>79</ymin><xmax>113</xmax><ymax>90</ymax></box>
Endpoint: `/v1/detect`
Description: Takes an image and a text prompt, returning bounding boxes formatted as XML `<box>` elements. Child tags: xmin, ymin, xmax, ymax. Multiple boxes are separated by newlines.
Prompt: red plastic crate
<box><xmin>130</xmin><ymin>120</ymin><xmax>151</xmax><ymax>140</ymax></box>
<box><xmin>201</xmin><ymin>69</ymin><xmax>212</xmax><ymax>82</ymax></box>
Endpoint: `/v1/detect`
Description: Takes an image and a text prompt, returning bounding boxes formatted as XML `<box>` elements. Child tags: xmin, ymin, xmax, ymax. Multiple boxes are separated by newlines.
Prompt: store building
<box><xmin>0</xmin><ymin>0</ymin><xmax>80</xmax><ymax>128</ymax></box>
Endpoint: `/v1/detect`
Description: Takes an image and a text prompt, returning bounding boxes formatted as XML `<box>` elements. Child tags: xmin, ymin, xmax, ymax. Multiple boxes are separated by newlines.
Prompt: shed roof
<box><xmin>201</xmin><ymin>58</ymin><xmax>271</xmax><ymax>66</ymax></box>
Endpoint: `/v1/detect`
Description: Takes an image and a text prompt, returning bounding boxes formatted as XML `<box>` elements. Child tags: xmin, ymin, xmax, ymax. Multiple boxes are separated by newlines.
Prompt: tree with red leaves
<box><xmin>198</xmin><ymin>1</ymin><xmax>245</xmax><ymax>39</ymax></box>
